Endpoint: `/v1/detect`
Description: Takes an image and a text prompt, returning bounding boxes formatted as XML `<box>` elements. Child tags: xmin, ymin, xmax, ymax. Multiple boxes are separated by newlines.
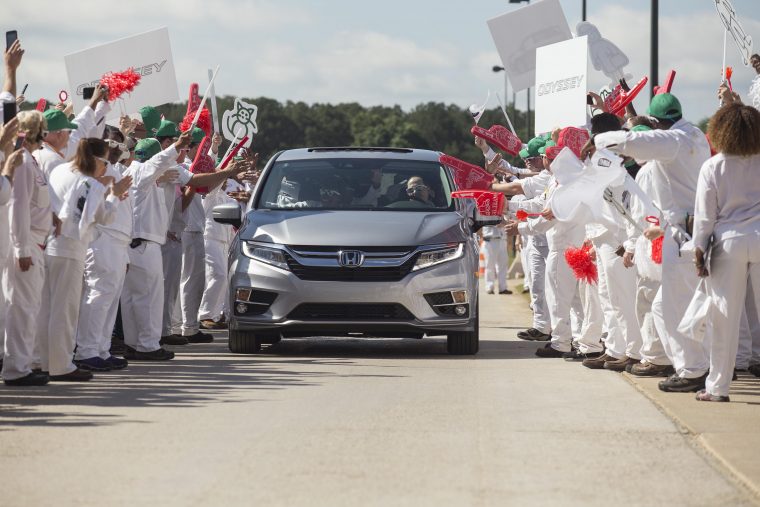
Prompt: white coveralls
<box><xmin>2</xmin><ymin>150</ymin><xmax>52</xmax><ymax>380</ymax></box>
<box><xmin>161</xmin><ymin>184</ymin><xmax>185</xmax><ymax>337</ymax></box>
<box><xmin>596</xmin><ymin>120</ymin><xmax>712</xmax><ymax>378</ymax></box>
<box><xmin>198</xmin><ymin>183</ymin><xmax>236</xmax><ymax>322</ymax></box>
<box><xmin>511</xmin><ymin>170</ymin><xmax>552</xmax><ymax>334</ymax></box>
<box><xmin>481</xmin><ymin>225</ymin><xmax>507</xmax><ymax>293</ymax></box>
<box><xmin>180</xmin><ymin>191</ymin><xmax>206</xmax><ymax>336</ymax></box>
<box><xmin>623</xmin><ymin>161</ymin><xmax>668</xmax><ymax>366</ymax></box>
<box><xmin>693</xmin><ymin>152</ymin><xmax>760</xmax><ymax>397</ymax></box>
<box><xmin>736</xmin><ymin>286</ymin><xmax>760</xmax><ymax>369</ymax></box>
<box><xmin>121</xmin><ymin>145</ymin><xmax>191</xmax><ymax>353</ymax></box>
<box><xmin>75</xmin><ymin>162</ymin><xmax>133</xmax><ymax>360</ymax></box>
<box><xmin>0</xmin><ymin>173</ymin><xmax>11</xmax><ymax>360</ymax></box>
<box><xmin>515</xmin><ymin>176</ymin><xmax>587</xmax><ymax>353</ymax></box>
<box><xmin>38</xmin><ymin>164</ymin><xmax>118</xmax><ymax>375</ymax></box>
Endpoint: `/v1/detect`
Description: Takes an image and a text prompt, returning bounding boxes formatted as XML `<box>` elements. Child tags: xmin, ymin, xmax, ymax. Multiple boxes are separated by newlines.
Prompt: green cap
<box><xmin>43</xmin><ymin>109</ymin><xmax>77</xmax><ymax>132</ymax></box>
<box><xmin>647</xmin><ymin>93</ymin><xmax>682</xmax><ymax>121</ymax></box>
<box><xmin>519</xmin><ymin>136</ymin><xmax>548</xmax><ymax>159</ymax></box>
<box><xmin>538</xmin><ymin>140</ymin><xmax>556</xmax><ymax>155</ymax></box>
<box><xmin>155</xmin><ymin>120</ymin><xmax>179</xmax><ymax>138</ymax></box>
<box><xmin>134</xmin><ymin>138</ymin><xmax>161</xmax><ymax>162</ymax></box>
<box><xmin>139</xmin><ymin>106</ymin><xmax>161</xmax><ymax>136</ymax></box>
<box><xmin>191</xmin><ymin>127</ymin><xmax>206</xmax><ymax>143</ymax></box>
<box><xmin>631</xmin><ymin>124</ymin><xmax>652</xmax><ymax>133</ymax></box>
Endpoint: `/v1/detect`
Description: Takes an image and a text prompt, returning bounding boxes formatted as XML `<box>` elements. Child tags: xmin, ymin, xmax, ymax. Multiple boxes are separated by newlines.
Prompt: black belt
<box><xmin>129</xmin><ymin>238</ymin><xmax>148</xmax><ymax>249</ymax></box>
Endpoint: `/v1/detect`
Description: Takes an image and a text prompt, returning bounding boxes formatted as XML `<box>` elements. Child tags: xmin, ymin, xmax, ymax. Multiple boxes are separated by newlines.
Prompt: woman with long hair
<box><xmin>2</xmin><ymin>110</ymin><xmax>53</xmax><ymax>386</ymax></box>
<box><xmin>38</xmin><ymin>138</ymin><xmax>131</xmax><ymax>382</ymax></box>
<box><xmin>693</xmin><ymin>102</ymin><xmax>760</xmax><ymax>402</ymax></box>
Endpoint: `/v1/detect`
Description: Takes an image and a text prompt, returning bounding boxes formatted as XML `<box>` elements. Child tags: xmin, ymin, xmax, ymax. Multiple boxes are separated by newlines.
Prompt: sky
<box><xmin>7</xmin><ymin>0</ymin><xmax>760</xmax><ymax>124</ymax></box>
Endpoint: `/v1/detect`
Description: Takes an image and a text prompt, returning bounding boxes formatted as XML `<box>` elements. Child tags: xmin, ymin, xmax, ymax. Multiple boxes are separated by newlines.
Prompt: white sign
<box><xmin>487</xmin><ymin>0</ymin><xmax>572</xmax><ymax>92</ymax></box>
<box><xmin>222</xmin><ymin>98</ymin><xmax>259</xmax><ymax>149</ymax></box>
<box><xmin>576</xmin><ymin>21</ymin><xmax>629</xmax><ymax>87</ymax></box>
<box><xmin>64</xmin><ymin>28</ymin><xmax>179</xmax><ymax>119</ymax></box>
<box><xmin>534</xmin><ymin>36</ymin><xmax>588</xmax><ymax>136</ymax></box>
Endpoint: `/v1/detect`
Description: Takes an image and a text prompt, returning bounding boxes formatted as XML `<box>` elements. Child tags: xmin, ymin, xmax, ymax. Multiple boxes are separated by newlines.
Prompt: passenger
<box><xmin>387</xmin><ymin>176</ymin><xmax>434</xmax><ymax>208</ymax></box>
<box><xmin>352</xmin><ymin>168</ymin><xmax>383</xmax><ymax>206</ymax></box>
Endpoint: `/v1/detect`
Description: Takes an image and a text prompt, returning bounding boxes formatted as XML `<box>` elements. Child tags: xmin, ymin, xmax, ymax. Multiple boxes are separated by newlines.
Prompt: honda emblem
<box><xmin>338</xmin><ymin>250</ymin><xmax>364</xmax><ymax>268</ymax></box>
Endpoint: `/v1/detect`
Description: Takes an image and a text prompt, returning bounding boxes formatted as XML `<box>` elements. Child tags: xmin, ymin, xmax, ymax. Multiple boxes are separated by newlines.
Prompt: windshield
<box><xmin>257</xmin><ymin>158</ymin><xmax>454</xmax><ymax>211</ymax></box>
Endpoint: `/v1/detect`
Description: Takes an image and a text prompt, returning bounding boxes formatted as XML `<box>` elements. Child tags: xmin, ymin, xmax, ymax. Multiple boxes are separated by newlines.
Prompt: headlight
<box><xmin>241</xmin><ymin>242</ymin><xmax>289</xmax><ymax>270</ymax></box>
<box><xmin>413</xmin><ymin>243</ymin><xmax>464</xmax><ymax>271</ymax></box>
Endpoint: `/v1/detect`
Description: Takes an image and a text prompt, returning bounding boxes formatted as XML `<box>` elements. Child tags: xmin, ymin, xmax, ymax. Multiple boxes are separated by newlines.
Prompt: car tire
<box><xmin>446</xmin><ymin>301</ymin><xmax>479</xmax><ymax>355</ymax></box>
<box><xmin>228</xmin><ymin>329</ymin><xmax>262</xmax><ymax>354</ymax></box>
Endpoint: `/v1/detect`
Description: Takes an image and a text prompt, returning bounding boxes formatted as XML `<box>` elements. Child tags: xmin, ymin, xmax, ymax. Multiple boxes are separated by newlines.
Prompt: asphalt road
<box><xmin>0</xmin><ymin>288</ymin><xmax>755</xmax><ymax>506</ymax></box>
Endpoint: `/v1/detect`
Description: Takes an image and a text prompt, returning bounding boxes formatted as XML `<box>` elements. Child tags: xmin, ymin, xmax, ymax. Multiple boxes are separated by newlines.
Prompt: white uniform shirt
<box><xmin>124</xmin><ymin>145</ymin><xmax>190</xmax><ymax>244</ymax></box>
<box><xmin>95</xmin><ymin>162</ymin><xmax>133</xmax><ymax>243</ymax></box>
<box><xmin>9</xmin><ymin>149</ymin><xmax>52</xmax><ymax>257</ymax></box>
<box><xmin>35</xmin><ymin>143</ymin><xmax>65</xmax><ymax>182</ymax></box>
<box><xmin>0</xmin><ymin>175</ymin><xmax>10</xmax><ymax>206</ymax></box>
<box><xmin>517</xmin><ymin>176</ymin><xmax>585</xmax><ymax>251</ymax></box>
<box><xmin>693</xmin><ymin>152</ymin><xmax>760</xmax><ymax>252</ymax></box>
<box><xmin>184</xmin><ymin>193</ymin><xmax>206</xmax><ymax>233</ymax></box>
<box><xmin>594</xmin><ymin>119</ymin><xmax>711</xmax><ymax>227</ymax></box>
<box><xmin>202</xmin><ymin>182</ymin><xmax>236</xmax><ymax>242</ymax></box>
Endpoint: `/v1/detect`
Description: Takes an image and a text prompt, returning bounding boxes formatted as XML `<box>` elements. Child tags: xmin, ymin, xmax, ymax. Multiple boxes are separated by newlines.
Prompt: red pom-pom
<box><xmin>100</xmin><ymin>68</ymin><xmax>141</xmax><ymax>101</ymax></box>
<box><xmin>564</xmin><ymin>244</ymin><xmax>598</xmax><ymax>284</ymax></box>
<box><xmin>180</xmin><ymin>107</ymin><xmax>211</xmax><ymax>136</ymax></box>
<box><xmin>651</xmin><ymin>236</ymin><xmax>663</xmax><ymax>264</ymax></box>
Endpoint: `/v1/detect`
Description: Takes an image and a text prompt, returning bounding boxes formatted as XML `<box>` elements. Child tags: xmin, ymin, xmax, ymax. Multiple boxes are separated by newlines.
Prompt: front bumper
<box><xmin>228</xmin><ymin>249</ymin><xmax>478</xmax><ymax>337</ymax></box>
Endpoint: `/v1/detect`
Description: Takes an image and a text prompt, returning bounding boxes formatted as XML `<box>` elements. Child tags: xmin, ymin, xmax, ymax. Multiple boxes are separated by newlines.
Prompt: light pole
<box><xmin>582</xmin><ymin>0</ymin><xmax>587</xmax><ymax>21</ymax></box>
<box><xmin>650</xmin><ymin>0</ymin><xmax>659</xmax><ymax>98</ymax></box>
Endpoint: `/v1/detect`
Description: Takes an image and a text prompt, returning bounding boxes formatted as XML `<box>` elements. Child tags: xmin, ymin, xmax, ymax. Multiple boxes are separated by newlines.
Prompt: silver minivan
<box><xmin>213</xmin><ymin>147</ymin><xmax>500</xmax><ymax>355</ymax></box>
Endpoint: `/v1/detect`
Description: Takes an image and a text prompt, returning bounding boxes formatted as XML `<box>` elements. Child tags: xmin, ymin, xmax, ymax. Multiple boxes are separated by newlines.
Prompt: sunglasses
<box><xmin>106</xmin><ymin>139</ymin><xmax>127</xmax><ymax>152</ymax></box>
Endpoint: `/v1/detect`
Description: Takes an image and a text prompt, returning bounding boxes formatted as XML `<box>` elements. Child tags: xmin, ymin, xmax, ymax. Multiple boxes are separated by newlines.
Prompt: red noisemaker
<box><xmin>607</xmin><ymin>77</ymin><xmax>648</xmax><ymax>116</ymax></box>
<box><xmin>451</xmin><ymin>190</ymin><xmax>505</xmax><ymax>216</ymax></box>
<box><xmin>564</xmin><ymin>244</ymin><xmax>598</xmax><ymax>284</ymax></box>
<box><xmin>439</xmin><ymin>154</ymin><xmax>494</xmax><ymax>191</ymax></box>
<box><xmin>646</xmin><ymin>216</ymin><xmax>663</xmax><ymax>265</ymax></box>
<box><xmin>515</xmin><ymin>209</ymin><xmax>541</xmax><ymax>221</ymax></box>
<box><xmin>724</xmin><ymin>67</ymin><xmax>734</xmax><ymax>91</ymax></box>
<box><xmin>544</xmin><ymin>127</ymin><xmax>590</xmax><ymax>160</ymax></box>
<box><xmin>654</xmin><ymin>70</ymin><xmax>676</xmax><ymax>95</ymax></box>
<box><xmin>471</xmin><ymin>124</ymin><xmax>522</xmax><ymax>156</ymax></box>
<box><xmin>100</xmin><ymin>68</ymin><xmax>141</xmax><ymax>100</ymax></box>
<box><xmin>58</xmin><ymin>90</ymin><xmax>68</xmax><ymax>103</ymax></box>
<box><xmin>186</xmin><ymin>83</ymin><xmax>202</xmax><ymax>115</ymax></box>
<box><xmin>35</xmin><ymin>98</ymin><xmax>47</xmax><ymax>112</ymax></box>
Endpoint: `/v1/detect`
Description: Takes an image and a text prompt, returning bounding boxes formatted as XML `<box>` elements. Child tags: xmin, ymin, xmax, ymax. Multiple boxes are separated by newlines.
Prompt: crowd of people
<box><xmin>479</xmin><ymin>53</ymin><xmax>760</xmax><ymax>403</ymax></box>
<box><xmin>0</xmin><ymin>40</ymin><xmax>258</xmax><ymax>386</ymax></box>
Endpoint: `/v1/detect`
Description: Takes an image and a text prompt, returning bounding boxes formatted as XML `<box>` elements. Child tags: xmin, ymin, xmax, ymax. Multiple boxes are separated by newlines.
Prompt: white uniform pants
<box><xmin>527</xmin><ymin>242</ymin><xmax>550</xmax><ymax>334</ymax></box>
<box><xmin>121</xmin><ymin>241</ymin><xmax>164</xmax><ymax>353</ymax></box>
<box><xmin>180</xmin><ymin>231</ymin><xmax>205</xmax><ymax>336</ymax></box>
<box><xmin>483</xmin><ymin>237</ymin><xmax>507</xmax><ymax>292</ymax></box>
<box><xmin>598</xmin><ymin>240</ymin><xmax>643</xmax><ymax>360</ymax></box>
<box><xmin>577</xmin><ymin>280</ymin><xmax>604</xmax><ymax>353</ymax></box>
<box><xmin>199</xmin><ymin>238</ymin><xmax>229</xmax><ymax>322</ymax></box>
<box><xmin>591</xmin><ymin>239</ymin><xmax>624</xmax><ymax>358</ymax></box>
<box><xmin>161</xmin><ymin>237</ymin><xmax>183</xmax><ymax>336</ymax></box>
<box><xmin>0</xmin><ymin>252</ymin><xmax>8</xmax><ymax>358</ymax></box>
<box><xmin>652</xmin><ymin>228</ymin><xmax>709</xmax><ymax>378</ymax></box>
<box><xmin>2</xmin><ymin>246</ymin><xmax>45</xmax><ymax>380</ymax></box>
<box><xmin>705</xmin><ymin>236</ymin><xmax>760</xmax><ymax>396</ymax></box>
<box><xmin>521</xmin><ymin>236</ymin><xmax>531</xmax><ymax>291</ymax></box>
<box><xmin>545</xmin><ymin>248</ymin><xmax>580</xmax><ymax>353</ymax></box>
<box><xmin>637</xmin><ymin>276</ymin><xmax>669</xmax><ymax>365</ymax></box>
<box><xmin>736</xmin><ymin>283</ymin><xmax>759</xmax><ymax>369</ymax></box>
<box><xmin>76</xmin><ymin>233</ymin><xmax>129</xmax><ymax>360</ymax></box>
<box><xmin>38</xmin><ymin>255</ymin><xmax>84</xmax><ymax>376</ymax></box>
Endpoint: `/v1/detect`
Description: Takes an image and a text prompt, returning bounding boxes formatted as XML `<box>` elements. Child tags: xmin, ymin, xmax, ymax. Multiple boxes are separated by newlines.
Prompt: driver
<box><xmin>387</xmin><ymin>176</ymin><xmax>434</xmax><ymax>208</ymax></box>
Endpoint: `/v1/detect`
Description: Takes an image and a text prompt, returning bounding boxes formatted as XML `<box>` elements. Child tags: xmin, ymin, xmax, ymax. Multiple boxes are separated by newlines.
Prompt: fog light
<box><xmin>236</xmin><ymin>288</ymin><xmax>252</xmax><ymax>301</ymax></box>
<box><xmin>454</xmin><ymin>305</ymin><xmax>467</xmax><ymax>316</ymax></box>
<box><xmin>236</xmin><ymin>303</ymin><xmax>248</xmax><ymax>314</ymax></box>
<box><xmin>451</xmin><ymin>290</ymin><xmax>468</xmax><ymax>304</ymax></box>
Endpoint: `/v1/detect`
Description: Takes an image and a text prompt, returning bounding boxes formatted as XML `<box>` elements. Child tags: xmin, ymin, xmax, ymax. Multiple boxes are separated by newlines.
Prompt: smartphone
<box><xmin>82</xmin><ymin>87</ymin><xmax>95</xmax><ymax>100</ymax></box>
<box><xmin>5</xmin><ymin>30</ymin><xmax>17</xmax><ymax>51</ymax></box>
<box><xmin>14</xmin><ymin>132</ymin><xmax>25</xmax><ymax>151</ymax></box>
<box><xmin>3</xmin><ymin>101</ymin><xmax>16</xmax><ymax>124</ymax></box>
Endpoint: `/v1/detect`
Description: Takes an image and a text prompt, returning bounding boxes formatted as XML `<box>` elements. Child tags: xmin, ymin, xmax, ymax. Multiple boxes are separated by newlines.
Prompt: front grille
<box><xmin>287</xmin><ymin>303</ymin><xmax>415</xmax><ymax>321</ymax></box>
<box><xmin>284</xmin><ymin>252</ymin><xmax>418</xmax><ymax>282</ymax></box>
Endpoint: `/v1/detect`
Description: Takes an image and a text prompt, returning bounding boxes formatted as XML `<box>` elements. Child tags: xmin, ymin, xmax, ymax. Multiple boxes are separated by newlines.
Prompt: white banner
<box><xmin>64</xmin><ymin>27</ymin><xmax>179</xmax><ymax>119</ymax></box>
<box><xmin>534</xmin><ymin>36</ymin><xmax>588</xmax><ymax>136</ymax></box>
<box><xmin>487</xmin><ymin>0</ymin><xmax>572</xmax><ymax>93</ymax></box>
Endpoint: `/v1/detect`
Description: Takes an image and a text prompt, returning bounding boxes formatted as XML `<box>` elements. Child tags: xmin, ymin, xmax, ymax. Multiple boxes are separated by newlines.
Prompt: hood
<box><xmin>241</xmin><ymin>210</ymin><xmax>468</xmax><ymax>247</ymax></box>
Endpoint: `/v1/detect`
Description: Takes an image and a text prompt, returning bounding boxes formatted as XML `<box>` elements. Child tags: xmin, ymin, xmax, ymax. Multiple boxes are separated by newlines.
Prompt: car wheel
<box><xmin>446</xmin><ymin>301</ymin><xmax>479</xmax><ymax>355</ymax></box>
<box><xmin>228</xmin><ymin>329</ymin><xmax>262</xmax><ymax>354</ymax></box>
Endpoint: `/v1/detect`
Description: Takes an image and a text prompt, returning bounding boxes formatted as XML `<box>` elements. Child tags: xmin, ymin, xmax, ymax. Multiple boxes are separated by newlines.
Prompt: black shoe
<box><xmin>104</xmin><ymin>356</ymin><xmax>129</xmax><ymax>370</ymax></box>
<box><xmin>160</xmin><ymin>334</ymin><xmax>189</xmax><ymax>346</ymax></box>
<box><xmin>4</xmin><ymin>372</ymin><xmax>49</xmax><ymax>386</ymax></box>
<box><xmin>50</xmin><ymin>368</ymin><xmax>94</xmax><ymax>382</ymax></box>
<box><xmin>132</xmin><ymin>348</ymin><xmax>175</xmax><ymax>361</ymax></box>
<box><xmin>123</xmin><ymin>345</ymin><xmax>137</xmax><ymax>360</ymax></box>
<box><xmin>658</xmin><ymin>373</ymin><xmax>707</xmax><ymax>393</ymax></box>
<box><xmin>186</xmin><ymin>331</ymin><xmax>213</xmax><ymax>344</ymax></box>
<box><xmin>517</xmin><ymin>328</ymin><xmax>551</xmax><ymax>341</ymax></box>
<box><xmin>499</xmin><ymin>289</ymin><xmax>513</xmax><ymax>295</ymax></box>
<box><xmin>535</xmin><ymin>343</ymin><xmax>566</xmax><ymax>358</ymax></box>
<box><xmin>749</xmin><ymin>364</ymin><xmax>760</xmax><ymax>378</ymax></box>
<box><xmin>563</xmin><ymin>349</ymin><xmax>602</xmax><ymax>362</ymax></box>
<box><xmin>74</xmin><ymin>357</ymin><xmax>113</xmax><ymax>372</ymax></box>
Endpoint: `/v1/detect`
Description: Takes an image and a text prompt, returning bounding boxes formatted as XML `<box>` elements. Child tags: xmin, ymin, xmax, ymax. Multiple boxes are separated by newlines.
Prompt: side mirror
<box><xmin>213</xmin><ymin>203</ymin><xmax>242</xmax><ymax>228</ymax></box>
<box><xmin>470</xmin><ymin>206</ymin><xmax>503</xmax><ymax>232</ymax></box>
